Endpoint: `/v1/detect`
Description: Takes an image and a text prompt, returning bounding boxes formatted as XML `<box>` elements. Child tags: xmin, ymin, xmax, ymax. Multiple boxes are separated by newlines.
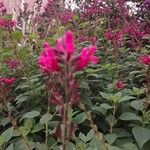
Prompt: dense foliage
<box><xmin>0</xmin><ymin>0</ymin><xmax>150</xmax><ymax>150</ymax></box>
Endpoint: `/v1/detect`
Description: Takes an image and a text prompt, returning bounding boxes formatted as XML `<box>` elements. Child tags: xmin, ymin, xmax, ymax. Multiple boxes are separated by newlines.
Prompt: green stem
<box><xmin>79</xmin><ymin>103</ymin><xmax>109</xmax><ymax>150</ymax></box>
<box><xmin>110</xmin><ymin>105</ymin><xmax>116</xmax><ymax>134</ymax></box>
<box><xmin>45</xmin><ymin>122</ymin><xmax>48</xmax><ymax>150</ymax></box>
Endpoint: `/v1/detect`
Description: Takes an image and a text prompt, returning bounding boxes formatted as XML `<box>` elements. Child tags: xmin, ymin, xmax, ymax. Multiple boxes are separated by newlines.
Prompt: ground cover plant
<box><xmin>0</xmin><ymin>0</ymin><xmax>150</xmax><ymax>150</ymax></box>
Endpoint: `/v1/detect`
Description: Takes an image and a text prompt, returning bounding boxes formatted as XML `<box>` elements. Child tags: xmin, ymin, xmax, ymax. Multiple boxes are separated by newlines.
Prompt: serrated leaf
<box><xmin>31</xmin><ymin>123</ymin><xmax>44</xmax><ymax>133</ymax></box>
<box><xmin>100</xmin><ymin>92</ymin><xmax>111</xmax><ymax>100</ymax></box>
<box><xmin>5</xmin><ymin>143</ymin><xmax>14</xmax><ymax>150</ymax></box>
<box><xmin>121</xmin><ymin>143</ymin><xmax>138</xmax><ymax>150</ymax></box>
<box><xmin>22</xmin><ymin>111</ymin><xmax>40</xmax><ymax>120</ymax></box>
<box><xmin>101</xmin><ymin>103</ymin><xmax>113</xmax><ymax>109</ymax></box>
<box><xmin>1</xmin><ymin>127</ymin><xmax>14</xmax><ymax>142</ymax></box>
<box><xmin>132</xmin><ymin>126</ymin><xmax>150</xmax><ymax>149</ymax></box>
<box><xmin>105</xmin><ymin>133</ymin><xmax>117</xmax><ymax>144</ymax></box>
<box><xmin>74</xmin><ymin>112</ymin><xmax>86</xmax><ymax>124</ymax></box>
<box><xmin>119</xmin><ymin>96</ymin><xmax>135</xmax><ymax>103</ymax></box>
<box><xmin>79</xmin><ymin>133</ymin><xmax>87</xmax><ymax>143</ymax></box>
<box><xmin>0</xmin><ymin>136</ymin><xmax>4</xmax><ymax>147</ymax></box>
<box><xmin>131</xmin><ymin>100</ymin><xmax>144</xmax><ymax>111</ymax></box>
<box><xmin>40</xmin><ymin>113</ymin><xmax>52</xmax><ymax>124</ymax></box>
<box><xmin>16</xmin><ymin>126</ymin><xmax>31</xmax><ymax>137</ymax></box>
<box><xmin>86</xmin><ymin>129</ymin><xmax>94</xmax><ymax>141</ymax></box>
<box><xmin>119</xmin><ymin>112</ymin><xmax>142</xmax><ymax>121</ymax></box>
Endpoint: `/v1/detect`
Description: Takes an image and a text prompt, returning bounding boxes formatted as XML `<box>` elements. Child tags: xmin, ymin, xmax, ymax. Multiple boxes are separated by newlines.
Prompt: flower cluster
<box><xmin>4</xmin><ymin>59</ymin><xmax>21</xmax><ymax>70</ymax></box>
<box><xmin>38</xmin><ymin>31</ymin><xmax>99</xmax><ymax>73</ymax></box>
<box><xmin>0</xmin><ymin>19</ymin><xmax>16</xmax><ymax>30</ymax></box>
<box><xmin>38</xmin><ymin>31</ymin><xmax>99</xmax><ymax>142</ymax></box>
<box><xmin>105</xmin><ymin>30</ymin><xmax>124</xmax><ymax>48</ymax></box>
<box><xmin>139</xmin><ymin>55</ymin><xmax>150</xmax><ymax>65</ymax></box>
<box><xmin>0</xmin><ymin>2</ymin><xmax>6</xmax><ymax>16</ymax></box>
<box><xmin>58</xmin><ymin>10</ymin><xmax>73</xmax><ymax>25</ymax></box>
<box><xmin>115</xmin><ymin>80</ymin><xmax>125</xmax><ymax>90</ymax></box>
<box><xmin>0</xmin><ymin>77</ymin><xmax>16</xmax><ymax>86</ymax></box>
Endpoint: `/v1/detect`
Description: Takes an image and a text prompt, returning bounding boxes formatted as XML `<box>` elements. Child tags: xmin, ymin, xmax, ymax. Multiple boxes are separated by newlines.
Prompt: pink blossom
<box><xmin>4</xmin><ymin>59</ymin><xmax>21</xmax><ymax>70</ymax></box>
<box><xmin>115</xmin><ymin>81</ymin><xmax>125</xmax><ymax>90</ymax></box>
<box><xmin>105</xmin><ymin>31</ymin><xmax>113</xmax><ymax>41</ymax></box>
<box><xmin>0</xmin><ymin>77</ymin><xmax>16</xmax><ymax>86</ymax></box>
<box><xmin>0</xmin><ymin>19</ymin><xmax>16</xmax><ymax>29</ymax></box>
<box><xmin>58</xmin><ymin>10</ymin><xmax>73</xmax><ymax>25</ymax></box>
<box><xmin>56</xmin><ymin>31</ymin><xmax>75</xmax><ymax>59</ymax></box>
<box><xmin>0</xmin><ymin>2</ymin><xmax>7</xmax><ymax>15</ymax></box>
<box><xmin>38</xmin><ymin>43</ymin><xmax>60</xmax><ymax>73</ymax></box>
<box><xmin>76</xmin><ymin>46</ymin><xmax>99</xmax><ymax>70</ymax></box>
<box><xmin>90</xmin><ymin>36</ymin><xmax>97</xmax><ymax>45</ymax></box>
<box><xmin>139</xmin><ymin>55</ymin><xmax>150</xmax><ymax>65</ymax></box>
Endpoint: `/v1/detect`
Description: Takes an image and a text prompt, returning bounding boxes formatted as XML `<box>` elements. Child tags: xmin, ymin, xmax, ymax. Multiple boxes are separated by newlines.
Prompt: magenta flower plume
<box><xmin>0</xmin><ymin>77</ymin><xmax>16</xmax><ymax>86</ymax></box>
<box><xmin>76</xmin><ymin>46</ymin><xmax>99</xmax><ymax>70</ymax></box>
<box><xmin>115</xmin><ymin>81</ymin><xmax>125</xmax><ymax>90</ymax></box>
<box><xmin>139</xmin><ymin>55</ymin><xmax>150</xmax><ymax>65</ymax></box>
<box><xmin>38</xmin><ymin>43</ymin><xmax>60</xmax><ymax>73</ymax></box>
<box><xmin>56</xmin><ymin>31</ymin><xmax>75</xmax><ymax>59</ymax></box>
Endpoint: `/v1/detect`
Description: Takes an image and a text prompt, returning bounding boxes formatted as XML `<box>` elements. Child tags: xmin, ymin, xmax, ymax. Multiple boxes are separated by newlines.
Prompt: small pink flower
<box><xmin>0</xmin><ymin>19</ymin><xmax>16</xmax><ymax>29</ymax></box>
<box><xmin>139</xmin><ymin>55</ymin><xmax>150</xmax><ymax>65</ymax></box>
<box><xmin>105</xmin><ymin>31</ymin><xmax>113</xmax><ymax>41</ymax></box>
<box><xmin>0</xmin><ymin>77</ymin><xmax>16</xmax><ymax>86</ymax></box>
<box><xmin>76</xmin><ymin>46</ymin><xmax>99</xmax><ymax>70</ymax></box>
<box><xmin>115</xmin><ymin>81</ymin><xmax>125</xmax><ymax>90</ymax></box>
<box><xmin>58</xmin><ymin>10</ymin><xmax>73</xmax><ymax>25</ymax></box>
<box><xmin>4</xmin><ymin>59</ymin><xmax>21</xmax><ymax>70</ymax></box>
<box><xmin>56</xmin><ymin>31</ymin><xmax>75</xmax><ymax>59</ymax></box>
<box><xmin>38</xmin><ymin>43</ymin><xmax>60</xmax><ymax>73</ymax></box>
<box><xmin>90</xmin><ymin>36</ymin><xmax>97</xmax><ymax>45</ymax></box>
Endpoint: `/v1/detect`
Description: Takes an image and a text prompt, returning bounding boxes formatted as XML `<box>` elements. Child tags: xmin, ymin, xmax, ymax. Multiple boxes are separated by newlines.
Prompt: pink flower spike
<box><xmin>38</xmin><ymin>45</ymin><xmax>60</xmax><ymax>73</ymax></box>
<box><xmin>139</xmin><ymin>55</ymin><xmax>150</xmax><ymax>65</ymax></box>
<box><xmin>115</xmin><ymin>81</ymin><xmax>125</xmax><ymax>90</ymax></box>
<box><xmin>56</xmin><ymin>31</ymin><xmax>75</xmax><ymax>58</ymax></box>
<box><xmin>0</xmin><ymin>77</ymin><xmax>16</xmax><ymax>86</ymax></box>
<box><xmin>76</xmin><ymin>46</ymin><xmax>99</xmax><ymax>70</ymax></box>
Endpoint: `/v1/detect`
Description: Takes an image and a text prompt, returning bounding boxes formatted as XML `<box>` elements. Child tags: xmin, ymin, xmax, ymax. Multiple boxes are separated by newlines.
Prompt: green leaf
<box><xmin>40</xmin><ymin>113</ymin><xmax>52</xmax><ymax>124</ymax></box>
<box><xmin>131</xmin><ymin>100</ymin><xmax>144</xmax><ymax>111</ymax></box>
<box><xmin>80</xmin><ymin>81</ymin><xmax>90</xmax><ymax>90</ymax></box>
<box><xmin>35</xmin><ymin>142</ymin><xmax>47</xmax><ymax>150</ymax></box>
<box><xmin>101</xmin><ymin>103</ymin><xmax>113</xmax><ymax>109</ymax></box>
<box><xmin>6</xmin><ymin>143</ymin><xmax>14</xmax><ymax>150</ymax></box>
<box><xmin>79</xmin><ymin>133</ymin><xmax>87</xmax><ymax>143</ymax></box>
<box><xmin>24</xmin><ymin>118</ymin><xmax>35</xmax><ymax>129</ymax></box>
<box><xmin>86</xmin><ymin>129</ymin><xmax>94</xmax><ymax>141</ymax></box>
<box><xmin>87</xmin><ymin>136</ymin><xmax>105</xmax><ymax>150</ymax></box>
<box><xmin>91</xmin><ymin>106</ymin><xmax>107</xmax><ymax>115</ymax></box>
<box><xmin>0</xmin><ymin>136</ymin><xmax>4</xmax><ymax>147</ymax></box>
<box><xmin>22</xmin><ymin>111</ymin><xmax>40</xmax><ymax>120</ymax></box>
<box><xmin>11</xmin><ymin>31</ymin><xmax>22</xmax><ymax>41</ymax></box>
<box><xmin>66</xmin><ymin>142</ymin><xmax>75</xmax><ymax>150</ymax></box>
<box><xmin>14</xmin><ymin>141</ymin><xmax>27</xmax><ymax>150</ymax></box>
<box><xmin>132</xmin><ymin>87</ymin><xmax>144</xmax><ymax>96</ymax></box>
<box><xmin>31</xmin><ymin>123</ymin><xmax>44</xmax><ymax>133</ymax></box>
<box><xmin>132</xmin><ymin>126</ymin><xmax>150</xmax><ymax>149</ymax></box>
<box><xmin>119</xmin><ymin>112</ymin><xmax>142</xmax><ymax>121</ymax></box>
<box><xmin>74</xmin><ymin>112</ymin><xmax>86</xmax><ymax>124</ymax></box>
<box><xmin>121</xmin><ymin>143</ymin><xmax>138</xmax><ymax>150</ymax></box>
<box><xmin>105</xmin><ymin>133</ymin><xmax>117</xmax><ymax>144</ymax></box>
<box><xmin>111</xmin><ymin>92</ymin><xmax>122</xmax><ymax>103</ymax></box>
<box><xmin>1</xmin><ymin>127</ymin><xmax>14</xmax><ymax>142</ymax></box>
<box><xmin>113</xmin><ymin>128</ymin><xmax>131</xmax><ymax>138</ymax></box>
<box><xmin>108</xmin><ymin>145</ymin><xmax>121</xmax><ymax>150</ymax></box>
<box><xmin>15</xmin><ymin>126</ymin><xmax>30</xmax><ymax>137</ymax></box>
<box><xmin>0</xmin><ymin>117</ymin><xmax>10</xmax><ymax>127</ymax></box>
<box><xmin>119</xmin><ymin>96</ymin><xmax>135</xmax><ymax>103</ymax></box>
<box><xmin>100</xmin><ymin>92</ymin><xmax>111</xmax><ymax>100</ymax></box>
